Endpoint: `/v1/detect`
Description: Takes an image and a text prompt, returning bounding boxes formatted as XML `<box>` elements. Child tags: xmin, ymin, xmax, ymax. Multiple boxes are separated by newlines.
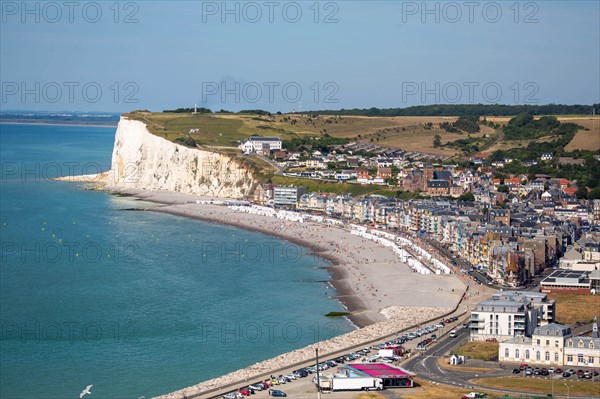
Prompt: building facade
<box><xmin>273</xmin><ymin>186</ymin><xmax>307</xmax><ymax>207</ymax></box>
<box><xmin>499</xmin><ymin>321</ymin><xmax>600</xmax><ymax>367</ymax></box>
<box><xmin>470</xmin><ymin>291</ymin><xmax>555</xmax><ymax>341</ymax></box>
<box><xmin>239</xmin><ymin>136</ymin><xmax>282</xmax><ymax>153</ymax></box>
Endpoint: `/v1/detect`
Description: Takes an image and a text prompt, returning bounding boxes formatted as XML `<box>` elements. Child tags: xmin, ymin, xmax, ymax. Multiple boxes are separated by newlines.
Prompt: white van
<box><xmin>449</xmin><ymin>330</ymin><xmax>457</xmax><ymax>338</ymax></box>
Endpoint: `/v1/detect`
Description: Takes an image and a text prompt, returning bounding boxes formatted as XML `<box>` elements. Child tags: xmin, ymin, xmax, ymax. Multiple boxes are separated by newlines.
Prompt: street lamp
<box><xmin>564</xmin><ymin>383</ymin><xmax>573</xmax><ymax>399</ymax></box>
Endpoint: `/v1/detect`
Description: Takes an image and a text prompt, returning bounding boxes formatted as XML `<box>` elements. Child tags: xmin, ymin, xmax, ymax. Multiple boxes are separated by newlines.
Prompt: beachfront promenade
<box><xmin>105</xmin><ymin>190</ymin><xmax>474</xmax><ymax>399</ymax></box>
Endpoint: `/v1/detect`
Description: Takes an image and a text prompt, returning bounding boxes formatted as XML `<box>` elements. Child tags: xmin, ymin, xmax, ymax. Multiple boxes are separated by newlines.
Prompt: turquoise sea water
<box><xmin>0</xmin><ymin>124</ymin><xmax>353</xmax><ymax>399</ymax></box>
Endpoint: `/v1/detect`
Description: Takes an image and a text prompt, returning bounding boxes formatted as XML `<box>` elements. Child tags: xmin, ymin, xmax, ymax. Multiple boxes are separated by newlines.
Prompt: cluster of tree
<box><xmin>307</xmin><ymin>104</ymin><xmax>599</xmax><ymax>117</ymax></box>
<box><xmin>489</xmin><ymin>114</ymin><xmax>581</xmax><ymax>159</ymax></box>
<box><xmin>174</xmin><ymin>136</ymin><xmax>197</xmax><ymax>148</ymax></box>
<box><xmin>443</xmin><ymin>136</ymin><xmax>485</xmax><ymax>153</ymax></box>
<box><xmin>440</xmin><ymin>116</ymin><xmax>481</xmax><ymax>134</ymax></box>
<box><xmin>161</xmin><ymin>108</ymin><xmax>275</xmax><ymax>115</ymax></box>
<box><xmin>238</xmin><ymin>109</ymin><xmax>272</xmax><ymax>115</ymax></box>
<box><xmin>502</xmin><ymin>113</ymin><xmax>577</xmax><ymax>140</ymax></box>
<box><xmin>163</xmin><ymin>107</ymin><xmax>212</xmax><ymax>114</ymax></box>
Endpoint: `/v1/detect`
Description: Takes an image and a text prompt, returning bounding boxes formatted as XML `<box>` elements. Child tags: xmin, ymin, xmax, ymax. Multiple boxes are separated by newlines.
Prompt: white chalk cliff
<box><xmin>105</xmin><ymin>117</ymin><xmax>255</xmax><ymax>198</ymax></box>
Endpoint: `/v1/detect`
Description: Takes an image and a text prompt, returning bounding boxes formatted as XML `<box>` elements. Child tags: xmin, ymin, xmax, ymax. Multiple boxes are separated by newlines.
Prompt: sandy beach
<box><xmin>96</xmin><ymin>188</ymin><xmax>476</xmax><ymax>399</ymax></box>
<box><xmin>110</xmin><ymin>188</ymin><xmax>466</xmax><ymax>327</ymax></box>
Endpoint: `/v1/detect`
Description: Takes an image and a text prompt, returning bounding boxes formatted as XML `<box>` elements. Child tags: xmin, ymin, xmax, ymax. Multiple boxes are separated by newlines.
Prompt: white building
<box><xmin>499</xmin><ymin>320</ymin><xmax>600</xmax><ymax>367</ymax></box>
<box><xmin>470</xmin><ymin>291</ymin><xmax>555</xmax><ymax>342</ymax></box>
<box><xmin>500</xmin><ymin>323</ymin><xmax>571</xmax><ymax>365</ymax></box>
<box><xmin>238</xmin><ymin>136</ymin><xmax>282</xmax><ymax>153</ymax></box>
<box><xmin>564</xmin><ymin>333</ymin><xmax>600</xmax><ymax>368</ymax></box>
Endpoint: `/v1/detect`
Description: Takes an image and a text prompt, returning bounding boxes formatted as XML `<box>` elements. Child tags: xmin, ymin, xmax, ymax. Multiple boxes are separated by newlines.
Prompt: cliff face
<box><xmin>107</xmin><ymin>117</ymin><xmax>255</xmax><ymax>198</ymax></box>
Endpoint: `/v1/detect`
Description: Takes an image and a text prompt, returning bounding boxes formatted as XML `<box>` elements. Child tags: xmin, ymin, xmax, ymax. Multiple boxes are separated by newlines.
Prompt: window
<box><xmin>505</xmin><ymin>348</ymin><xmax>510</xmax><ymax>358</ymax></box>
<box><xmin>536</xmin><ymin>339</ymin><xmax>540</xmax><ymax>345</ymax></box>
<box><xmin>591</xmin><ymin>341</ymin><xmax>595</xmax><ymax>349</ymax></box>
<box><xmin>555</xmin><ymin>340</ymin><xmax>559</xmax><ymax>348</ymax></box>
<box><xmin>578</xmin><ymin>340</ymin><xmax>584</xmax><ymax>348</ymax></box>
<box><xmin>536</xmin><ymin>351</ymin><xmax>541</xmax><ymax>361</ymax></box>
<box><xmin>546</xmin><ymin>340</ymin><xmax>550</xmax><ymax>346</ymax></box>
<box><xmin>567</xmin><ymin>355</ymin><xmax>573</xmax><ymax>362</ymax></box>
<box><xmin>568</xmin><ymin>340</ymin><xmax>573</xmax><ymax>347</ymax></box>
<box><xmin>555</xmin><ymin>352</ymin><xmax>559</xmax><ymax>362</ymax></box>
<box><xmin>525</xmin><ymin>350</ymin><xmax>530</xmax><ymax>360</ymax></box>
<box><xmin>545</xmin><ymin>352</ymin><xmax>550</xmax><ymax>361</ymax></box>
<box><xmin>590</xmin><ymin>357</ymin><xmax>595</xmax><ymax>364</ymax></box>
<box><xmin>516</xmin><ymin>349</ymin><xmax>520</xmax><ymax>358</ymax></box>
<box><xmin>578</xmin><ymin>354</ymin><xmax>584</xmax><ymax>363</ymax></box>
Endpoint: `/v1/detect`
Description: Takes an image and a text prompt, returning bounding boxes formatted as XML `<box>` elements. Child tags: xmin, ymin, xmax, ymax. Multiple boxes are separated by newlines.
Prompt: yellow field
<box><xmin>454</xmin><ymin>341</ymin><xmax>499</xmax><ymax>361</ymax></box>
<box><xmin>473</xmin><ymin>376</ymin><xmax>600</xmax><ymax>397</ymax></box>
<box><xmin>564</xmin><ymin>118</ymin><xmax>600</xmax><ymax>151</ymax></box>
<box><xmin>126</xmin><ymin>112</ymin><xmax>598</xmax><ymax>162</ymax></box>
<box><xmin>548</xmin><ymin>293</ymin><xmax>600</xmax><ymax>325</ymax></box>
<box><xmin>401</xmin><ymin>378</ymin><xmax>511</xmax><ymax>399</ymax></box>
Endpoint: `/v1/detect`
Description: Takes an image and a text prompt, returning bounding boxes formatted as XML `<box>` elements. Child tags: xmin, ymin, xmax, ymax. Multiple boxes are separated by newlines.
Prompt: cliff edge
<box><xmin>105</xmin><ymin>117</ymin><xmax>255</xmax><ymax>198</ymax></box>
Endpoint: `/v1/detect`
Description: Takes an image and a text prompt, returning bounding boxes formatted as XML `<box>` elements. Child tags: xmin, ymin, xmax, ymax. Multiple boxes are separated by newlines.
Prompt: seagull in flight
<box><xmin>79</xmin><ymin>385</ymin><xmax>93</xmax><ymax>399</ymax></box>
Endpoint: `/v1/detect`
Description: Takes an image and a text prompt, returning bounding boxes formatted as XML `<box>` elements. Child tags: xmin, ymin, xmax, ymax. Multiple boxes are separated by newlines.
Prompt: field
<box><xmin>401</xmin><ymin>378</ymin><xmax>515</xmax><ymax>399</ymax></box>
<box><xmin>548</xmin><ymin>293</ymin><xmax>600</xmax><ymax>325</ymax></box>
<box><xmin>473</xmin><ymin>376</ymin><xmax>600</xmax><ymax>397</ymax></box>
<box><xmin>125</xmin><ymin>111</ymin><xmax>494</xmax><ymax>155</ymax></box>
<box><xmin>437</xmin><ymin>357</ymin><xmax>494</xmax><ymax>373</ymax></box>
<box><xmin>453</xmin><ymin>341</ymin><xmax>499</xmax><ymax>361</ymax></box>
<box><xmin>483</xmin><ymin>116</ymin><xmax>600</xmax><ymax>154</ymax></box>
<box><xmin>125</xmin><ymin>112</ymin><xmax>598</xmax><ymax>167</ymax></box>
<box><xmin>564</xmin><ymin>118</ymin><xmax>600</xmax><ymax>151</ymax></box>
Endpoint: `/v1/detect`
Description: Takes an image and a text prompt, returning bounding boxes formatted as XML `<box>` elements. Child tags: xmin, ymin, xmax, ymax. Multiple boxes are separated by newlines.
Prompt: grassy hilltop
<box><xmin>125</xmin><ymin>110</ymin><xmax>599</xmax><ymax>156</ymax></box>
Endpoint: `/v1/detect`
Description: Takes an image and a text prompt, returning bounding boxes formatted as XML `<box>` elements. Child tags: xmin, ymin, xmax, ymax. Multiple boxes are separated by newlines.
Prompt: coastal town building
<box><xmin>469</xmin><ymin>291</ymin><xmax>555</xmax><ymax>342</ymax></box>
<box><xmin>539</xmin><ymin>269</ymin><xmax>594</xmax><ymax>294</ymax></box>
<box><xmin>273</xmin><ymin>186</ymin><xmax>307</xmax><ymax>208</ymax></box>
<box><xmin>499</xmin><ymin>319</ymin><xmax>600</xmax><ymax>367</ymax></box>
<box><xmin>238</xmin><ymin>136</ymin><xmax>282</xmax><ymax>153</ymax></box>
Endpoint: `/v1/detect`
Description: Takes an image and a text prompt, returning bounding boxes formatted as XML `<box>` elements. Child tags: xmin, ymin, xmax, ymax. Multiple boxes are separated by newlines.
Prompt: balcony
<box><xmin>514</xmin><ymin>323</ymin><xmax>526</xmax><ymax>329</ymax></box>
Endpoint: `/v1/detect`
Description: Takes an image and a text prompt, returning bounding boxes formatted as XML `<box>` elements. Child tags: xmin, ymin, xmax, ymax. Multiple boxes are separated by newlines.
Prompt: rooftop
<box><xmin>347</xmin><ymin>363</ymin><xmax>413</xmax><ymax>378</ymax></box>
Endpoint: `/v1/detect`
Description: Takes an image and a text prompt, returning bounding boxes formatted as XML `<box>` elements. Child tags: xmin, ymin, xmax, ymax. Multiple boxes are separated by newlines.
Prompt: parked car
<box><xmin>269</xmin><ymin>389</ymin><xmax>287</xmax><ymax>397</ymax></box>
<box><xmin>462</xmin><ymin>393</ymin><xmax>487</xmax><ymax>399</ymax></box>
<box><xmin>554</xmin><ymin>368</ymin><xmax>563</xmax><ymax>373</ymax></box>
<box><xmin>512</xmin><ymin>368</ymin><xmax>521</xmax><ymax>374</ymax></box>
<box><xmin>562</xmin><ymin>371</ymin><xmax>571</xmax><ymax>377</ymax></box>
<box><xmin>485</xmin><ymin>337</ymin><xmax>497</xmax><ymax>342</ymax></box>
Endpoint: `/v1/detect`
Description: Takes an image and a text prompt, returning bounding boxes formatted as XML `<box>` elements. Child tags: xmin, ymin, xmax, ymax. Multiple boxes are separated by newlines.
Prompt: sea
<box><xmin>0</xmin><ymin>123</ymin><xmax>353</xmax><ymax>399</ymax></box>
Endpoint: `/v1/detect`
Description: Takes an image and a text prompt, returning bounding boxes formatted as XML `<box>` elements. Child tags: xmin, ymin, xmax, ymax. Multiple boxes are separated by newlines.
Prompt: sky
<box><xmin>0</xmin><ymin>0</ymin><xmax>599</xmax><ymax>113</ymax></box>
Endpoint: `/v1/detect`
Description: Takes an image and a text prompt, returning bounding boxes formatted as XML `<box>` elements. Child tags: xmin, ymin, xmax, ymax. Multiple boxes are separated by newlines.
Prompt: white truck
<box><xmin>328</xmin><ymin>377</ymin><xmax>383</xmax><ymax>391</ymax></box>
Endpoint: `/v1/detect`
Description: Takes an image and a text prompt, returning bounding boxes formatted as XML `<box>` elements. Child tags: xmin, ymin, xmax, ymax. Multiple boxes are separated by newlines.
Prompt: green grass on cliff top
<box><xmin>123</xmin><ymin>110</ymin><xmax>406</xmax><ymax>148</ymax></box>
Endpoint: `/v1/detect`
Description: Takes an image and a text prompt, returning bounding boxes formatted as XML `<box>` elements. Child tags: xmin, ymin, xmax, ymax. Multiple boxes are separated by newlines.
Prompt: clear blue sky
<box><xmin>1</xmin><ymin>0</ymin><xmax>599</xmax><ymax>112</ymax></box>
